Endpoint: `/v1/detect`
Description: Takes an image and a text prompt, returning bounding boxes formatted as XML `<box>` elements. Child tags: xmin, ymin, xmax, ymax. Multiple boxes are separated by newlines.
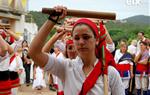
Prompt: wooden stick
<box><xmin>42</xmin><ymin>8</ymin><xmax>116</xmax><ymax>20</ymax></box>
<box><xmin>104</xmin><ymin>74</ymin><xmax>108</xmax><ymax>95</ymax></box>
<box><xmin>129</xmin><ymin>78</ymin><xmax>133</xmax><ymax>92</ymax></box>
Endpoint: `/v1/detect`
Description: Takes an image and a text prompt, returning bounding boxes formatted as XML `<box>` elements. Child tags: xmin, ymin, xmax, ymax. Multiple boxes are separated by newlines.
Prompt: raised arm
<box><xmin>0</xmin><ymin>35</ymin><xmax>8</xmax><ymax>56</ymax></box>
<box><xmin>29</xmin><ymin>6</ymin><xmax>67</xmax><ymax>67</ymax></box>
<box><xmin>104</xmin><ymin>25</ymin><xmax>113</xmax><ymax>44</ymax></box>
<box><xmin>4</xmin><ymin>29</ymin><xmax>20</xmax><ymax>41</ymax></box>
<box><xmin>42</xmin><ymin>28</ymin><xmax>65</xmax><ymax>53</ymax></box>
<box><xmin>0</xmin><ymin>35</ymin><xmax>13</xmax><ymax>56</ymax></box>
<box><xmin>104</xmin><ymin>25</ymin><xmax>115</xmax><ymax>53</ymax></box>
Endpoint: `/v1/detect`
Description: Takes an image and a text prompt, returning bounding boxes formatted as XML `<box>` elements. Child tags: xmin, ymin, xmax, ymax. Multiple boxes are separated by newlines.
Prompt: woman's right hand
<box><xmin>50</xmin><ymin>5</ymin><xmax>67</xmax><ymax>22</ymax></box>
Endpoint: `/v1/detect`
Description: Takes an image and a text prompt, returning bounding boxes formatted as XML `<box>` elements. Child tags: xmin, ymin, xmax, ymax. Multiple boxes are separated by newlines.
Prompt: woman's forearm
<box><xmin>29</xmin><ymin>6</ymin><xmax>67</xmax><ymax>67</ymax></box>
<box><xmin>29</xmin><ymin>20</ymin><xmax>55</xmax><ymax>56</ymax></box>
<box><xmin>42</xmin><ymin>33</ymin><xmax>58</xmax><ymax>53</ymax></box>
<box><xmin>134</xmin><ymin>53</ymin><xmax>141</xmax><ymax>63</ymax></box>
<box><xmin>6</xmin><ymin>30</ymin><xmax>20</xmax><ymax>41</ymax></box>
<box><xmin>0</xmin><ymin>35</ymin><xmax>8</xmax><ymax>52</ymax></box>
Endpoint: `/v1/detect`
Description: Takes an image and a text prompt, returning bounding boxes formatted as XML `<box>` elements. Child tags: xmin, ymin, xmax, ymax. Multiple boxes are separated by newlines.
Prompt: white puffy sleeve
<box><xmin>108</xmin><ymin>66</ymin><xmax>125</xmax><ymax>95</ymax></box>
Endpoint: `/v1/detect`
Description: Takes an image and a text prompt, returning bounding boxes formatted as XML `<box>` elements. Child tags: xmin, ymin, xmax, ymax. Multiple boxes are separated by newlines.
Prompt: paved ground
<box><xmin>17</xmin><ymin>84</ymin><xmax>56</xmax><ymax>95</ymax></box>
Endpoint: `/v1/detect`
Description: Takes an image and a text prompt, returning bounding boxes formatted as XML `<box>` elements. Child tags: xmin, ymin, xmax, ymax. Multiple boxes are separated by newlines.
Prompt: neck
<box><xmin>141</xmin><ymin>37</ymin><xmax>145</xmax><ymax>41</ymax></box>
<box><xmin>81</xmin><ymin>54</ymin><xmax>97</xmax><ymax>76</ymax></box>
<box><xmin>81</xmin><ymin>54</ymin><xmax>97</xmax><ymax>67</ymax></box>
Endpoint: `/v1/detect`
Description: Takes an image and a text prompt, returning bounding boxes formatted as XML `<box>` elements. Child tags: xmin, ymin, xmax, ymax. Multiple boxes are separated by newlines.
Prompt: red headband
<box><xmin>73</xmin><ymin>18</ymin><xmax>99</xmax><ymax>38</ymax></box>
<box><xmin>66</xmin><ymin>39</ymin><xmax>73</xmax><ymax>45</ymax></box>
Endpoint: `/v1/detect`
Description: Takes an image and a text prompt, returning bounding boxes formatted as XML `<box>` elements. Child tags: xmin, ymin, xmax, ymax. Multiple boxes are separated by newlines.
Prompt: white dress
<box><xmin>32</xmin><ymin>66</ymin><xmax>46</xmax><ymax>89</ymax></box>
<box><xmin>44</xmin><ymin>54</ymin><xmax>125</xmax><ymax>95</ymax></box>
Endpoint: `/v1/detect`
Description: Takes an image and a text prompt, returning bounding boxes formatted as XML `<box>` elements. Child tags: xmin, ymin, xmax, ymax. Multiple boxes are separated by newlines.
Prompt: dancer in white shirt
<box><xmin>114</xmin><ymin>40</ymin><xmax>134</xmax><ymax>95</ymax></box>
<box><xmin>29</xmin><ymin>6</ymin><xmax>125</xmax><ymax>95</ymax></box>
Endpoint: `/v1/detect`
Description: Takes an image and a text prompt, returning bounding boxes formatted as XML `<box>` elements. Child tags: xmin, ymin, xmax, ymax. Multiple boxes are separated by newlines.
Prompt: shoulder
<box><xmin>45</xmin><ymin>54</ymin><xmax>78</xmax><ymax>69</ymax></box>
<box><xmin>108</xmin><ymin>66</ymin><xmax>120</xmax><ymax>79</ymax></box>
<box><xmin>108</xmin><ymin>66</ymin><xmax>118</xmax><ymax>74</ymax></box>
<box><xmin>116</xmin><ymin>49</ymin><xmax>120</xmax><ymax>53</ymax></box>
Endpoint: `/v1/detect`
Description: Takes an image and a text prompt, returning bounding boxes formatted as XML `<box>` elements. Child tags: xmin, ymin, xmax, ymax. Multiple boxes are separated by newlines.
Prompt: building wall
<box><xmin>24</xmin><ymin>22</ymin><xmax>38</xmax><ymax>43</ymax></box>
<box><xmin>14</xmin><ymin>15</ymin><xmax>25</xmax><ymax>36</ymax></box>
<box><xmin>0</xmin><ymin>0</ymin><xmax>28</xmax><ymax>39</ymax></box>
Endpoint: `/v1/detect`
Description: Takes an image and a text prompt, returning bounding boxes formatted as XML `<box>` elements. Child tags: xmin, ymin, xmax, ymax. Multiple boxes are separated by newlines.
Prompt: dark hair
<box><xmin>138</xmin><ymin>31</ymin><xmax>144</xmax><ymax>35</ymax></box>
<box><xmin>64</xmin><ymin>45</ymin><xmax>69</xmax><ymax>58</ymax></box>
<box><xmin>22</xmin><ymin>40</ymin><xmax>28</xmax><ymax>48</ymax></box>
<box><xmin>140</xmin><ymin>41</ymin><xmax>148</xmax><ymax>46</ymax></box>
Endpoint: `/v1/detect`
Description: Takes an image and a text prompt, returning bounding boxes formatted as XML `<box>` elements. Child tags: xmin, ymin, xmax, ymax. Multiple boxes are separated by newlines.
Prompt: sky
<box><xmin>28</xmin><ymin>0</ymin><xmax>150</xmax><ymax>20</ymax></box>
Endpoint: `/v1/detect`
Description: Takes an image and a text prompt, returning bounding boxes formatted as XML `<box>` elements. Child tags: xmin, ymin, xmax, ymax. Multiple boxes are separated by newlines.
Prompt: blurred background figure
<box><xmin>32</xmin><ymin>64</ymin><xmax>46</xmax><ymax>90</ymax></box>
<box><xmin>134</xmin><ymin>41</ymin><xmax>149</xmax><ymax>95</ymax></box>
<box><xmin>128</xmin><ymin>39</ymin><xmax>137</xmax><ymax>58</ymax></box>
<box><xmin>21</xmin><ymin>40</ymin><xmax>32</xmax><ymax>86</ymax></box>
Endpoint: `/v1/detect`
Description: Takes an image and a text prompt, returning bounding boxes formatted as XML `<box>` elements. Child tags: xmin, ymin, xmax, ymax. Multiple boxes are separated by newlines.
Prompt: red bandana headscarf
<box><xmin>73</xmin><ymin>18</ymin><xmax>116</xmax><ymax>95</ymax></box>
<box><xmin>66</xmin><ymin>39</ymin><xmax>73</xmax><ymax>45</ymax></box>
<box><xmin>73</xmin><ymin>18</ymin><xmax>116</xmax><ymax>73</ymax></box>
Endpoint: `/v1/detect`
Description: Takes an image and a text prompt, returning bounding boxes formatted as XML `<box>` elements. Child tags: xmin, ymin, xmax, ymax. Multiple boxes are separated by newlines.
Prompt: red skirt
<box><xmin>0</xmin><ymin>80</ymin><xmax>11</xmax><ymax>95</ymax></box>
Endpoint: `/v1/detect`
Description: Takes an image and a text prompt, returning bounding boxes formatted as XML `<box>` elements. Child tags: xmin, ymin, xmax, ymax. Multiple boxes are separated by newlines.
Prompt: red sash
<box><xmin>9</xmin><ymin>54</ymin><xmax>20</xmax><ymax>88</ymax></box>
<box><xmin>79</xmin><ymin>60</ymin><xmax>102</xmax><ymax>95</ymax></box>
<box><xmin>57</xmin><ymin>91</ymin><xmax>64</xmax><ymax>95</ymax></box>
<box><xmin>9</xmin><ymin>54</ymin><xmax>16</xmax><ymax>64</ymax></box>
<box><xmin>116</xmin><ymin>64</ymin><xmax>130</xmax><ymax>77</ymax></box>
<box><xmin>136</xmin><ymin>63</ymin><xmax>148</xmax><ymax>73</ymax></box>
<box><xmin>116</xmin><ymin>64</ymin><xmax>130</xmax><ymax>71</ymax></box>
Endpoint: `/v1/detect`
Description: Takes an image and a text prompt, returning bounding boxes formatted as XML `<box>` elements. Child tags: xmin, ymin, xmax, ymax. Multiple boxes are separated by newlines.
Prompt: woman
<box><xmin>32</xmin><ymin>64</ymin><xmax>46</xmax><ymax>90</ymax></box>
<box><xmin>134</xmin><ymin>41</ymin><xmax>149</xmax><ymax>95</ymax></box>
<box><xmin>0</xmin><ymin>31</ymin><xmax>22</xmax><ymax>95</ymax></box>
<box><xmin>21</xmin><ymin>40</ymin><xmax>32</xmax><ymax>86</ymax></box>
<box><xmin>114</xmin><ymin>40</ymin><xmax>134</xmax><ymax>95</ymax></box>
<box><xmin>29</xmin><ymin>6</ymin><xmax>124</xmax><ymax>95</ymax></box>
<box><xmin>0</xmin><ymin>35</ymin><xmax>12</xmax><ymax>95</ymax></box>
<box><xmin>43</xmin><ymin>29</ymin><xmax>77</xmax><ymax>95</ymax></box>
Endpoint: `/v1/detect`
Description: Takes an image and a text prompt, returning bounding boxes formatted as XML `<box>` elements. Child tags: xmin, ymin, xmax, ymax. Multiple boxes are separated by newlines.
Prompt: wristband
<box><xmin>48</xmin><ymin>16</ymin><xmax>61</xmax><ymax>24</ymax></box>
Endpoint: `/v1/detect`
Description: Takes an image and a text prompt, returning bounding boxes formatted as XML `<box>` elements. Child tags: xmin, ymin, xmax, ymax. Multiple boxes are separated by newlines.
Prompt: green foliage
<box><xmin>106</xmin><ymin>20</ymin><xmax>150</xmax><ymax>45</ymax></box>
<box><xmin>27</xmin><ymin>11</ymin><xmax>49</xmax><ymax>29</ymax></box>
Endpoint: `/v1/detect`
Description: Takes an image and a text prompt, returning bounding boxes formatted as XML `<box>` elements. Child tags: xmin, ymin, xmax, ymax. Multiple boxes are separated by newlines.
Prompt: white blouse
<box><xmin>0</xmin><ymin>52</ymin><xmax>10</xmax><ymax>71</ymax></box>
<box><xmin>44</xmin><ymin>54</ymin><xmax>125</xmax><ymax>95</ymax></box>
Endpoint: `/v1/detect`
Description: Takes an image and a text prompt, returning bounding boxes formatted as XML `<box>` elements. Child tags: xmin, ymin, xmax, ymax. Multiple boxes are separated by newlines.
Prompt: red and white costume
<box><xmin>114</xmin><ymin>49</ymin><xmax>133</xmax><ymax>89</ymax></box>
<box><xmin>135</xmin><ymin>50</ymin><xmax>149</xmax><ymax>90</ymax></box>
<box><xmin>44</xmin><ymin>55</ymin><xmax>125</xmax><ymax>95</ymax></box>
<box><xmin>51</xmin><ymin>52</ymin><xmax>65</xmax><ymax>95</ymax></box>
<box><xmin>0</xmin><ymin>52</ymin><xmax>11</xmax><ymax>95</ymax></box>
<box><xmin>9</xmin><ymin>53</ymin><xmax>24</xmax><ymax>95</ymax></box>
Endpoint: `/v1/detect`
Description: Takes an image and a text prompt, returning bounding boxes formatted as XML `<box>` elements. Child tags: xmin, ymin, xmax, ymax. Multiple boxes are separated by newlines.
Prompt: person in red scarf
<box><xmin>42</xmin><ymin>27</ymin><xmax>77</xmax><ymax>95</ymax></box>
<box><xmin>29</xmin><ymin>6</ymin><xmax>125</xmax><ymax>95</ymax></box>
<box><xmin>114</xmin><ymin>40</ymin><xmax>134</xmax><ymax>95</ymax></box>
<box><xmin>0</xmin><ymin>28</ymin><xmax>15</xmax><ymax>45</ymax></box>
<box><xmin>134</xmin><ymin>41</ymin><xmax>149</xmax><ymax>95</ymax></box>
<box><xmin>0</xmin><ymin>32</ymin><xmax>23</xmax><ymax>95</ymax></box>
<box><xmin>0</xmin><ymin>35</ymin><xmax>13</xmax><ymax>95</ymax></box>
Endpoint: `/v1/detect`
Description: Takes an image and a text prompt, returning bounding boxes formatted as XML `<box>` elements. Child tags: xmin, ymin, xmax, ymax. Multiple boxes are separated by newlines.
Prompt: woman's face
<box><xmin>137</xmin><ymin>32</ymin><xmax>143</xmax><ymax>40</ymax></box>
<box><xmin>120</xmin><ymin>42</ymin><xmax>127</xmax><ymax>53</ymax></box>
<box><xmin>140</xmin><ymin>43</ymin><xmax>147</xmax><ymax>51</ymax></box>
<box><xmin>72</xmin><ymin>24</ymin><xmax>97</xmax><ymax>57</ymax></box>
<box><xmin>66</xmin><ymin>44</ymin><xmax>77</xmax><ymax>59</ymax></box>
<box><xmin>22</xmin><ymin>41</ymin><xmax>28</xmax><ymax>47</ymax></box>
